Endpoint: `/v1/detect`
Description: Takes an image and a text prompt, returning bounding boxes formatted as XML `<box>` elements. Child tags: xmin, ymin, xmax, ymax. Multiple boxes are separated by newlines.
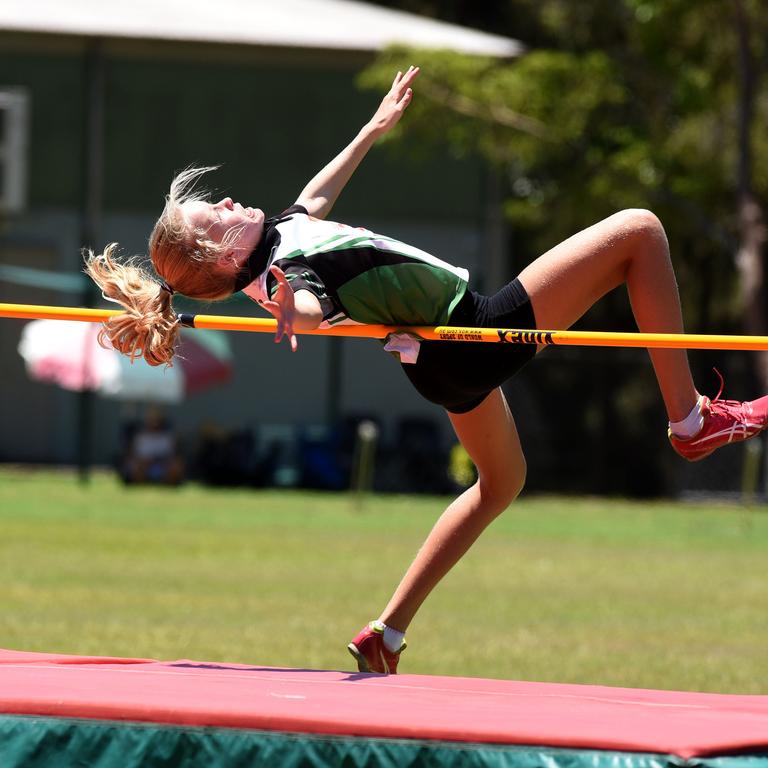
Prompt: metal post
<box><xmin>351</xmin><ymin>420</ymin><xmax>379</xmax><ymax>510</ymax></box>
<box><xmin>76</xmin><ymin>38</ymin><xmax>105</xmax><ymax>484</ymax></box>
<box><xmin>327</xmin><ymin>336</ymin><xmax>343</xmax><ymax>426</ymax></box>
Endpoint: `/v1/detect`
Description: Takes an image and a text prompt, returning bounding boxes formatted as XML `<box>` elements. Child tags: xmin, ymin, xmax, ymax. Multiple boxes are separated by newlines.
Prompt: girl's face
<box><xmin>182</xmin><ymin>197</ymin><xmax>266</xmax><ymax>273</ymax></box>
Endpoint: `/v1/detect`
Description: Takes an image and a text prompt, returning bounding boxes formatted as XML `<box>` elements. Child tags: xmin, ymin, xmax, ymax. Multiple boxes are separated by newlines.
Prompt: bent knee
<box><xmin>614</xmin><ymin>208</ymin><xmax>667</xmax><ymax>243</ymax></box>
<box><xmin>479</xmin><ymin>460</ymin><xmax>527</xmax><ymax>515</ymax></box>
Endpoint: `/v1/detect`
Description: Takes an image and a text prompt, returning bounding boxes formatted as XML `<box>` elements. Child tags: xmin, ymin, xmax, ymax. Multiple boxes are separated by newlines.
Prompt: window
<box><xmin>0</xmin><ymin>88</ymin><xmax>30</xmax><ymax>215</ymax></box>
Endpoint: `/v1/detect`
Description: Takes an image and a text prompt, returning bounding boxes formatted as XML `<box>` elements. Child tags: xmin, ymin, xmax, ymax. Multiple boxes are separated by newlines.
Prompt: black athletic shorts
<box><xmin>401</xmin><ymin>278</ymin><xmax>538</xmax><ymax>414</ymax></box>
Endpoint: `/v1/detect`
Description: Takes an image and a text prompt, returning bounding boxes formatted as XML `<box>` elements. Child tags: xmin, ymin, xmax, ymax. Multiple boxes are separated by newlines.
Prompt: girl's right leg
<box><xmin>517</xmin><ymin>208</ymin><xmax>698</xmax><ymax>422</ymax></box>
<box><xmin>518</xmin><ymin>208</ymin><xmax>768</xmax><ymax>461</ymax></box>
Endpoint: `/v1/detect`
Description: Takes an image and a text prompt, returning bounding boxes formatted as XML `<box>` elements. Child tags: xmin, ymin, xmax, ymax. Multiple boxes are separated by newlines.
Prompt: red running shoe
<box><xmin>669</xmin><ymin>379</ymin><xmax>768</xmax><ymax>462</ymax></box>
<box><xmin>348</xmin><ymin>622</ymin><xmax>406</xmax><ymax>675</ymax></box>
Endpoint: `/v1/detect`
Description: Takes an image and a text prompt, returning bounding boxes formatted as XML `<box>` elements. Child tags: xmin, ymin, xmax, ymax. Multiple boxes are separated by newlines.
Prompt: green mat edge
<box><xmin>1</xmin><ymin>713</ymin><xmax>767</xmax><ymax>768</ymax></box>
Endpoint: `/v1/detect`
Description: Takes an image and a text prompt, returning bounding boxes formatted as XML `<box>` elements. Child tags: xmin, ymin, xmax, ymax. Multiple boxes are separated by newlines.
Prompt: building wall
<box><xmin>0</xmin><ymin>36</ymin><xmax>491</xmax><ymax>467</ymax></box>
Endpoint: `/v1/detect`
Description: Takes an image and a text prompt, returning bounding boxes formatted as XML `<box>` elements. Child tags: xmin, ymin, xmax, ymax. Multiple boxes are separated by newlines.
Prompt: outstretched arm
<box><xmin>295</xmin><ymin>66</ymin><xmax>419</xmax><ymax>219</ymax></box>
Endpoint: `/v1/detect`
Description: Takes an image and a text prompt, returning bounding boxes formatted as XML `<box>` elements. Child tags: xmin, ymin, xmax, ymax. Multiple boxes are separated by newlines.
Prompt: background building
<box><xmin>0</xmin><ymin>0</ymin><xmax>521</xmax><ymax>483</ymax></box>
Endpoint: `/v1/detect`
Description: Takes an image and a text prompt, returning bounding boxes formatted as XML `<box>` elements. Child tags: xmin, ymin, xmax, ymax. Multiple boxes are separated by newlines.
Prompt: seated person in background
<box><xmin>123</xmin><ymin>406</ymin><xmax>184</xmax><ymax>485</ymax></box>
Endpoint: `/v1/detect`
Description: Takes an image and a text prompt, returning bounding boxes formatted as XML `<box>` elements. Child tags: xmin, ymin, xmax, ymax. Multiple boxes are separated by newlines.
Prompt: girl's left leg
<box><xmin>378</xmin><ymin>388</ymin><xmax>526</xmax><ymax>633</ymax></box>
<box><xmin>349</xmin><ymin>389</ymin><xmax>524</xmax><ymax>673</ymax></box>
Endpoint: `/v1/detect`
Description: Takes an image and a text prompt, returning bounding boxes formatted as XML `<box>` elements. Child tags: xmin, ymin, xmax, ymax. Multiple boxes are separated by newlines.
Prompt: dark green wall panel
<box><xmin>2</xmin><ymin>48</ymin><xmax>482</xmax><ymax>223</ymax></box>
<box><xmin>0</xmin><ymin>53</ymin><xmax>86</xmax><ymax>207</ymax></box>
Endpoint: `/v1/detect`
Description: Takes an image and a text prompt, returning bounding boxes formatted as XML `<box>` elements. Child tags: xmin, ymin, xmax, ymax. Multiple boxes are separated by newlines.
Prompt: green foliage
<box><xmin>360</xmin><ymin>2</ymin><xmax>768</xmax><ymax>330</ymax></box>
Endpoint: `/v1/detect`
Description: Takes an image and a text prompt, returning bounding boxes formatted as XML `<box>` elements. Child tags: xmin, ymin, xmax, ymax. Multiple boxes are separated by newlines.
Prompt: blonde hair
<box><xmin>84</xmin><ymin>166</ymin><xmax>238</xmax><ymax>366</ymax></box>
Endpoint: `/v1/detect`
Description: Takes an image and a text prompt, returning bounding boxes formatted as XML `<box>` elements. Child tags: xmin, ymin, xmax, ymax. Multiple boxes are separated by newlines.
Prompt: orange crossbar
<box><xmin>3</xmin><ymin>301</ymin><xmax>768</xmax><ymax>351</ymax></box>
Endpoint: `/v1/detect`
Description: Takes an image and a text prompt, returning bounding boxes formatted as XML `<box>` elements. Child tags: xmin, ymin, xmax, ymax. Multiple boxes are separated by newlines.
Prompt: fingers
<box><xmin>274</xmin><ymin>313</ymin><xmax>285</xmax><ymax>343</ymax></box>
<box><xmin>397</xmin><ymin>88</ymin><xmax>413</xmax><ymax>110</ymax></box>
<box><xmin>260</xmin><ymin>299</ymin><xmax>284</xmax><ymax>340</ymax></box>
<box><xmin>271</xmin><ymin>310</ymin><xmax>294</xmax><ymax>349</ymax></box>
<box><xmin>265</xmin><ymin>266</ymin><xmax>298</xmax><ymax>350</ymax></box>
<box><xmin>391</xmin><ymin>65</ymin><xmax>419</xmax><ymax>99</ymax></box>
<box><xmin>270</xmin><ymin>264</ymin><xmax>288</xmax><ymax>283</ymax></box>
<box><xmin>399</xmin><ymin>65</ymin><xmax>419</xmax><ymax>90</ymax></box>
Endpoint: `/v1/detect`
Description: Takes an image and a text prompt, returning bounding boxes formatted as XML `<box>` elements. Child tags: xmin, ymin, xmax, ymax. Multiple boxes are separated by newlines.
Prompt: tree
<box><xmin>733</xmin><ymin>0</ymin><xmax>768</xmax><ymax>386</ymax></box>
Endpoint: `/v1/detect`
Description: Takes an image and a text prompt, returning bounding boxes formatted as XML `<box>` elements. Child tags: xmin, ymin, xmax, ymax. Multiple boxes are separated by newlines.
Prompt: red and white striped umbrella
<box><xmin>18</xmin><ymin>319</ymin><xmax>233</xmax><ymax>404</ymax></box>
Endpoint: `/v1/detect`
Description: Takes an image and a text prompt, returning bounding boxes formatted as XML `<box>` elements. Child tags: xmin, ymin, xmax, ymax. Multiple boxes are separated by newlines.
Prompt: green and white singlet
<box><xmin>240</xmin><ymin>205</ymin><xmax>469</xmax><ymax>328</ymax></box>
<box><xmin>233</xmin><ymin>205</ymin><xmax>538</xmax><ymax>413</ymax></box>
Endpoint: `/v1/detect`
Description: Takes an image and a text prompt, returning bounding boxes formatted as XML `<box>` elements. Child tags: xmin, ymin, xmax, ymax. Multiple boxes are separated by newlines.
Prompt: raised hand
<box><xmin>369</xmin><ymin>66</ymin><xmax>420</xmax><ymax>136</ymax></box>
<box><xmin>261</xmin><ymin>265</ymin><xmax>298</xmax><ymax>352</ymax></box>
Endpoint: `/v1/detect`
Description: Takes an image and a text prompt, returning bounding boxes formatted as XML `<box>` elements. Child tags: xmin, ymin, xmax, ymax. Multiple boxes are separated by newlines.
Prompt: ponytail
<box><xmin>83</xmin><ymin>244</ymin><xmax>180</xmax><ymax>366</ymax></box>
<box><xmin>83</xmin><ymin>166</ymin><xmax>239</xmax><ymax>366</ymax></box>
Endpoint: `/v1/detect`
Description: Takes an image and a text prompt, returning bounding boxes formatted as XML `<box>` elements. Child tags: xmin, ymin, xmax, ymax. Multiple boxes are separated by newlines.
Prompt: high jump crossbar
<box><xmin>3</xmin><ymin>301</ymin><xmax>768</xmax><ymax>351</ymax></box>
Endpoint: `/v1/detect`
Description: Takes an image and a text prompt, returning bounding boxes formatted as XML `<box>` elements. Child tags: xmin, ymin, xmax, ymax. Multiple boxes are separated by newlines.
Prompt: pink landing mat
<box><xmin>0</xmin><ymin>648</ymin><xmax>766</xmax><ymax>758</ymax></box>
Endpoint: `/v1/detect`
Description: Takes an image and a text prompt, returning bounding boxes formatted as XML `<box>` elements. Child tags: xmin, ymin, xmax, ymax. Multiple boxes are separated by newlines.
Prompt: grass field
<box><xmin>1</xmin><ymin>466</ymin><xmax>766</xmax><ymax>693</ymax></box>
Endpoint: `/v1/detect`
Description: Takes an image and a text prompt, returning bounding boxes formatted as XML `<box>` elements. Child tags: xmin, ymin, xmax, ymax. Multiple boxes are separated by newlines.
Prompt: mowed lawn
<box><xmin>0</xmin><ymin>467</ymin><xmax>766</xmax><ymax>693</ymax></box>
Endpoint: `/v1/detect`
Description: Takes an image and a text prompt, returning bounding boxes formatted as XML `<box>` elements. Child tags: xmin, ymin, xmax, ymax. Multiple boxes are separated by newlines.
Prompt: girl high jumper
<box><xmin>85</xmin><ymin>67</ymin><xmax>768</xmax><ymax>674</ymax></box>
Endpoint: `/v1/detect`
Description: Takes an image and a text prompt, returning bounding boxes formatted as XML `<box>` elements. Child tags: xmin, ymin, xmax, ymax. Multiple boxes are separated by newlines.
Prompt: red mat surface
<box><xmin>1</xmin><ymin>648</ymin><xmax>766</xmax><ymax>758</ymax></box>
